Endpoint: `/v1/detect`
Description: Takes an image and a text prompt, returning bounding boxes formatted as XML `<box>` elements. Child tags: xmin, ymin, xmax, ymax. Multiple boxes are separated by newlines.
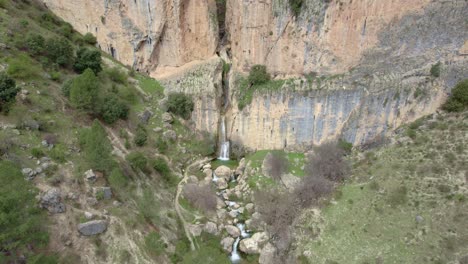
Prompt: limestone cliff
<box><xmin>42</xmin><ymin>0</ymin><xmax>468</xmax><ymax>150</ymax></box>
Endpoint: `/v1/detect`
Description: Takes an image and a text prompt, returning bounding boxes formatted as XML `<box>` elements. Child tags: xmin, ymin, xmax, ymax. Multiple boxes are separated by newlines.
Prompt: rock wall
<box><xmin>42</xmin><ymin>0</ymin><xmax>218</xmax><ymax>74</ymax></box>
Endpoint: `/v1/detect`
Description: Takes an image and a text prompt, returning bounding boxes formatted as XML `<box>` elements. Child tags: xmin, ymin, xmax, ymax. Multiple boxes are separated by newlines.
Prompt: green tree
<box><xmin>83</xmin><ymin>33</ymin><xmax>97</xmax><ymax>45</ymax></box>
<box><xmin>108</xmin><ymin>168</ymin><xmax>128</xmax><ymax>190</ymax></box>
<box><xmin>134</xmin><ymin>124</ymin><xmax>148</xmax><ymax>147</ymax></box>
<box><xmin>443</xmin><ymin>79</ymin><xmax>468</xmax><ymax>112</ymax></box>
<box><xmin>69</xmin><ymin>69</ymin><xmax>99</xmax><ymax>111</ymax></box>
<box><xmin>74</xmin><ymin>47</ymin><xmax>102</xmax><ymax>74</ymax></box>
<box><xmin>0</xmin><ymin>161</ymin><xmax>49</xmax><ymax>260</ymax></box>
<box><xmin>167</xmin><ymin>93</ymin><xmax>194</xmax><ymax>120</ymax></box>
<box><xmin>126</xmin><ymin>152</ymin><xmax>147</xmax><ymax>172</ymax></box>
<box><xmin>0</xmin><ymin>73</ymin><xmax>19</xmax><ymax>111</ymax></box>
<box><xmin>45</xmin><ymin>37</ymin><xmax>74</xmax><ymax>67</ymax></box>
<box><xmin>248</xmin><ymin>64</ymin><xmax>270</xmax><ymax>85</ymax></box>
<box><xmin>99</xmin><ymin>95</ymin><xmax>129</xmax><ymax>124</ymax></box>
<box><xmin>79</xmin><ymin>120</ymin><xmax>114</xmax><ymax>173</ymax></box>
<box><xmin>26</xmin><ymin>34</ymin><xmax>45</xmax><ymax>56</ymax></box>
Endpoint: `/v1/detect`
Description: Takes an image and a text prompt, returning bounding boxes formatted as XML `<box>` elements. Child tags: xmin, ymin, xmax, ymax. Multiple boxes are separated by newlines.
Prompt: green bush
<box><xmin>61</xmin><ymin>78</ymin><xmax>74</xmax><ymax>97</ymax></box>
<box><xmin>83</xmin><ymin>33</ymin><xmax>97</xmax><ymax>45</ymax></box>
<box><xmin>152</xmin><ymin>158</ymin><xmax>174</xmax><ymax>184</ymax></box>
<box><xmin>69</xmin><ymin>69</ymin><xmax>100</xmax><ymax>111</ymax></box>
<box><xmin>167</xmin><ymin>93</ymin><xmax>194</xmax><ymax>120</ymax></box>
<box><xmin>7</xmin><ymin>54</ymin><xmax>41</xmax><ymax>79</ymax></box>
<box><xmin>26</xmin><ymin>34</ymin><xmax>45</xmax><ymax>56</ymax></box>
<box><xmin>289</xmin><ymin>0</ymin><xmax>303</xmax><ymax>17</ymax></box>
<box><xmin>0</xmin><ymin>161</ymin><xmax>49</xmax><ymax>259</ymax></box>
<box><xmin>48</xmin><ymin>144</ymin><xmax>67</xmax><ymax>163</ymax></box>
<box><xmin>45</xmin><ymin>37</ymin><xmax>74</xmax><ymax>67</ymax></box>
<box><xmin>108</xmin><ymin>168</ymin><xmax>128</xmax><ymax>190</ymax></box>
<box><xmin>74</xmin><ymin>47</ymin><xmax>102</xmax><ymax>74</ymax></box>
<box><xmin>58</xmin><ymin>23</ymin><xmax>74</xmax><ymax>39</ymax></box>
<box><xmin>105</xmin><ymin>67</ymin><xmax>127</xmax><ymax>84</ymax></box>
<box><xmin>31</xmin><ymin>147</ymin><xmax>45</xmax><ymax>158</ymax></box>
<box><xmin>155</xmin><ymin>137</ymin><xmax>168</xmax><ymax>153</ymax></box>
<box><xmin>248</xmin><ymin>64</ymin><xmax>270</xmax><ymax>85</ymax></box>
<box><xmin>388</xmin><ymin>185</ymin><xmax>408</xmax><ymax>207</ymax></box>
<box><xmin>338</xmin><ymin>139</ymin><xmax>353</xmax><ymax>154</ymax></box>
<box><xmin>126</xmin><ymin>152</ymin><xmax>147</xmax><ymax>172</ymax></box>
<box><xmin>79</xmin><ymin>120</ymin><xmax>115</xmax><ymax>173</ymax></box>
<box><xmin>134</xmin><ymin>124</ymin><xmax>148</xmax><ymax>147</ymax></box>
<box><xmin>144</xmin><ymin>232</ymin><xmax>166</xmax><ymax>257</ymax></box>
<box><xmin>430</xmin><ymin>62</ymin><xmax>441</xmax><ymax>78</ymax></box>
<box><xmin>443</xmin><ymin>79</ymin><xmax>468</xmax><ymax>112</ymax></box>
<box><xmin>0</xmin><ymin>72</ymin><xmax>19</xmax><ymax>111</ymax></box>
<box><xmin>99</xmin><ymin>95</ymin><xmax>129</xmax><ymax>124</ymax></box>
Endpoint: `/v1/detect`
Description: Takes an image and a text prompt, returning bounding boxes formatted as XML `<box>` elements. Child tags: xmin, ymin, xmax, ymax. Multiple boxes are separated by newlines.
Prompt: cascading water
<box><xmin>229</xmin><ymin>223</ymin><xmax>250</xmax><ymax>263</ymax></box>
<box><xmin>218</xmin><ymin>116</ymin><xmax>230</xmax><ymax>160</ymax></box>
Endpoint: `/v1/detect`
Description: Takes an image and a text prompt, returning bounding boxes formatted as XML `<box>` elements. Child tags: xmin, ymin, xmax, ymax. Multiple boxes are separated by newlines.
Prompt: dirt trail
<box><xmin>174</xmin><ymin>158</ymin><xmax>211</xmax><ymax>251</ymax></box>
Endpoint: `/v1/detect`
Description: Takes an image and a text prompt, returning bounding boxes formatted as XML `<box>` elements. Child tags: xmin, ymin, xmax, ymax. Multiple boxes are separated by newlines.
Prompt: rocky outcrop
<box><xmin>40</xmin><ymin>188</ymin><xmax>65</xmax><ymax>214</ymax></box>
<box><xmin>78</xmin><ymin>220</ymin><xmax>108</xmax><ymax>236</ymax></box>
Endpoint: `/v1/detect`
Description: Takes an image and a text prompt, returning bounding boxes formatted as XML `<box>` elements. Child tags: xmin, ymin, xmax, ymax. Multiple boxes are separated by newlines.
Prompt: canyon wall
<box><xmin>42</xmin><ymin>0</ymin><xmax>468</xmax><ymax>150</ymax></box>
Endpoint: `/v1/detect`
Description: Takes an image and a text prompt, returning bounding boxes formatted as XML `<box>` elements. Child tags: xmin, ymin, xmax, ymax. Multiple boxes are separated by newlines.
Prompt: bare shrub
<box><xmin>183</xmin><ymin>184</ymin><xmax>217</xmax><ymax>213</ymax></box>
<box><xmin>263</xmin><ymin>151</ymin><xmax>289</xmax><ymax>183</ymax></box>
<box><xmin>294</xmin><ymin>174</ymin><xmax>333</xmax><ymax>209</ymax></box>
<box><xmin>305</xmin><ymin>141</ymin><xmax>350</xmax><ymax>182</ymax></box>
<box><xmin>43</xmin><ymin>133</ymin><xmax>58</xmax><ymax>145</ymax></box>
<box><xmin>254</xmin><ymin>188</ymin><xmax>296</xmax><ymax>257</ymax></box>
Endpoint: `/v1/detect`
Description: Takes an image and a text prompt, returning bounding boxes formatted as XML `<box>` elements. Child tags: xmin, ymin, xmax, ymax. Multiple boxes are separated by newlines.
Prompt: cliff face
<box><xmin>42</xmin><ymin>0</ymin><xmax>218</xmax><ymax>73</ymax></box>
<box><xmin>42</xmin><ymin>0</ymin><xmax>468</xmax><ymax>150</ymax></box>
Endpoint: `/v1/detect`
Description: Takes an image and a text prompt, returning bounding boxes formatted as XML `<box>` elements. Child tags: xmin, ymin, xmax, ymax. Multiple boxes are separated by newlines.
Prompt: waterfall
<box><xmin>230</xmin><ymin>237</ymin><xmax>241</xmax><ymax>263</ymax></box>
<box><xmin>218</xmin><ymin>116</ymin><xmax>230</xmax><ymax>160</ymax></box>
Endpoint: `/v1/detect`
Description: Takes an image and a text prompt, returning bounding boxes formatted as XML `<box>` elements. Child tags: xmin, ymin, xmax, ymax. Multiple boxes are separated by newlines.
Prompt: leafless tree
<box><xmin>294</xmin><ymin>174</ymin><xmax>333</xmax><ymax>209</ymax></box>
<box><xmin>183</xmin><ymin>184</ymin><xmax>217</xmax><ymax>213</ymax></box>
<box><xmin>264</xmin><ymin>151</ymin><xmax>289</xmax><ymax>185</ymax></box>
<box><xmin>305</xmin><ymin>141</ymin><xmax>350</xmax><ymax>182</ymax></box>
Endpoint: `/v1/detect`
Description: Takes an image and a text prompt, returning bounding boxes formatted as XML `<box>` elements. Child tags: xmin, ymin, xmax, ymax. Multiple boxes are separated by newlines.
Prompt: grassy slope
<box><xmin>295</xmin><ymin>113</ymin><xmax>468</xmax><ymax>263</ymax></box>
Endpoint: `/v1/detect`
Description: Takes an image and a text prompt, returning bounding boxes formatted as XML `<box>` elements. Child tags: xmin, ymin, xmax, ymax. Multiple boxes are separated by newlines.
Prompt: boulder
<box><xmin>101</xmin><ymin>187</ymin><xmax>112</xmax><ymax>199</ymax></box>
<box><xmin>153</xmin><ymin>127</ymin><xmax>163</xmax><ymax>133</ymax></box>
<box><xmin>204</xmin><ymin>221</ymin><xmax>218</xmax><ymax>235</ymax></box>
<box><xmin>22</xmin><ymin>168</ymin><xmax>35</xmax><ymax>179</ymax></box>
<box><xmin>40</xmin><ymin>188</ymin><xmax>65</xmax><ymax>213</ymax></box>
<box><xmin>163</xmin><ymin>130</ymin><xmax>177</xmax><ymax>141</ymax></box>
<box><xmin>202</xmin><ymin>164</ymin><xmax>212</xmax><ymax>170</ymax></box>
<box><xmin>139</xmin><ymin>108</ymin><xmax>153</xmax><ymax>124</ymax></box>
<box><xmin>259</xmin><ymin>243</ymin><xmax>276</xmax><ymax>264</ymax></box>
<box><xmin>245</xmin><ymin>203</ymin><xmax>255</xmax><ymax>213</ymax></box>
<box><xmin>187</xmin><ymin>175</ymin><xmax>198</xmax><ymax>184</ymax></box>
<box><xmin>84</xmin><ymin>212</ymin><xmax>94</xmax><ymax>220</ymax></box>
<box><xmin>225</xmin><ymin>225</ymin><xmax>241</xmax><ymax>238</ymax></box>
<box><xmin>235</xmin><ymin>158</ymin><xmax>246</xmax><ymax>176</ymax></box>
<box><xmin>84</xmin><ymin>169</ymin><xmax>96</xmax><ymax>181</ymax></box>
<box><xmin>221</xmin><ymin>237</ymin><xmax>235</xmax><ymax>253</ymax></box>
<box><xmin>216</xmin><ymin>178</ymin><xmax>228</xmax><ymax>190</ymax></box>
<box><xmin>158</xmin><ymin>98</ymin><xmax>168</xmax><ymax>112</ymax></box>
<box><xmin>228</xmin><ymin>210</ymin><xmax>239</xmax><ymax>218</ymax></box>
<box><xmin>162</xmin><ymin>112</ymin><xmax>173</xmax><ymax>123</ymax></box>
<box><xmin>239</xmin><ymin>232</ymin><xmax>269</xmax><ymax>254</ymax></box>
<box><xmin>217</xmin><ymin>208</ymin><xmax>227</xmax><ymax>220</ymax></box>
<box><xmin>78</xmin><ymin>220</ymin><xmax>107</xmax><ymax>236</ymax></box>
<box><xmin>214</xmin><ymin>166</ymin><xmax>231</xmax><ymax>180</ymax></box>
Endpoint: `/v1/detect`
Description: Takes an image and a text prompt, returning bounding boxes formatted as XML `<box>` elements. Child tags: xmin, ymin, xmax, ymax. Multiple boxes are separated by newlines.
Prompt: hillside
<box><xmin>0</xmin><ymin>1</ymin><xmax>467</xmax><ymax>264</ymax></box>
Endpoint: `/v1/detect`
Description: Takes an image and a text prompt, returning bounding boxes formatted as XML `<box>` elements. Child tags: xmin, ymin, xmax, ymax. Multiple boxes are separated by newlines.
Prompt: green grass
<box><xmin>211</xmin><ymin>159</ymin><xmax>238</xmax><ymax>170</ymax></box>
<box><xmin>297</xmin><ymin>113</ymin><xmax>468</xmax><ymax>263</ymax></box>
<box><xmin>237</xmin><ymin>77</ymin><xmax>285</xmax><ymax>110</ymax></box>
<box><xmin>136</xmin><ymin>75</ymin><xmax>164</xmax><ymax>96</ymax></box>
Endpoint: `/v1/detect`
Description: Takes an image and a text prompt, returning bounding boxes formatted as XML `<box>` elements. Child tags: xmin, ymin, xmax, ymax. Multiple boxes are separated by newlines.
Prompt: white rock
<box><xmin>84</xmin><ymin>211</ymin><xmax>94</xmax><ymax>220</ymax></box>
<box><xmin>225</xmin><ymin>225</ymin><xmax>241</xmax><ymax>238</ymax></box>
<box><xmin>214</xmin><ymin>166</ymin><xmax>231</xmax><ymax>180</ymax></box>
<box><xmin>221</xmin><ymin>237</ymin><xmax>235</xmax><ymax>253</ymax></box>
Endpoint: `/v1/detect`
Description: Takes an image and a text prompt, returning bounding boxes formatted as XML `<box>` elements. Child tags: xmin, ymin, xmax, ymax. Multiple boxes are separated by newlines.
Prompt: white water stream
<box><xmin>229</xmin><ymin>223</ymin><xmax>250</xmax><ymax>263</ymax></box>
<box><xmin>218</xmin><ymin>116</ymin><xmax>230</xmax><ymax>160</ymax></box>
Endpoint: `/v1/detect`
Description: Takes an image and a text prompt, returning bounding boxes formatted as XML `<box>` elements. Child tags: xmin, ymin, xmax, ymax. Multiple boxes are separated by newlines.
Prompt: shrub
<box><xmin>305</xmin><ymin>141</ymin><xmax>350</xmax><ymax>182</ymax></box>
<box><xmin>99</xmin><ymin>95</ymin><xmax>129</xmax><ymax>124</ymax></box>
<box><xmin>108</xmin><ymin>168</ymin><xmax>128</xmax><ymax>190</ymax></box>
<box><xmin>183</xmin><ymin>184</ymin><xmax>217</xmax><ymax>213</ymax></box>
<box><xmin>79</xmin><ymin>120</ymin><xmax>114</xmax><ymax>173</ymax></box>
<box><xmin>152</xmin><ymin>158</ymin><xmax>171</xmax><ymax>180</ymax></box>
<box><xmin>69</xmin><ymin>69</ymin><xmax>100</xmax><ymax>111</ymax></box>
<box><xmin>31</xmin><ymin>147</ymin><xmax>44</xmax><ymax>158</ymax></box>
<box><xmin>181</xmin><ymin>243</ymin><xmax>229</xmax><ymax>264</ymax></box>
<box><xmin>134</xmin><ymin>124</ymin><xmax>148</xmax><ymax>147</ymax></box>
<box><xmin>248</xmin><ymin>64</ymin><xmax>270</xmax><ymax>85</ymax></box>
<box><xmin>443</xmin><ymin>79</ymin><xmax>468</xmax><ymax>112</ymax></box>
<box><xmin>0</xmin><ymin>72</ymin><xmax>19</xmax><ymax>111</ymax></box>
<box><xmin>430</xmin><ymin>62</ymin><xmax>441</xmax><ymax>78</ymax></box>
<box><xmin>289</xmin><ymin>0</ymin><xmax>303</xmax><ymax>17</ymax></box>
<box><xmin>337</xmin><ymin>138</ymin><xmax>353</xmax><ymax>154</ymax></box>
<box><xmin>26</xmin><ymin>34</ymin><xmax>45</xmax><ymax>56</ymax></box>
<box><xmin>58</xmin><ymin>23</ymin><xmax>74</xmax><ymax>39</ymax></box>
<box><xmin>263</xmin><ymin>151</ymin><xmax>288</xmax><ymax>183</ymax></box>
<box><xmin>48</xmin><ymin>144</ymin><xmax>67</xmax><ymax>163</ymax></box>
<box><xmin>61</xmin><ymin>79</ymin><xmax>74</xmax><ymax>97</ymax></box>
<box><xmin>155</xmin><ymin>137</ymin><xmax>168</xmax><ymax>153</ymax></box>
<box><xmin>106</xmin><ymin>67</ymin><xmax>127</xmax><ymax>84</ymax></box>
<box><xmin>167</xmin><ymin>93</ymin><xmax>194</xmax><ymax>120</ymax></box>
<box><xmin>137</xmin><ymin>188</ymin><xmax>160</xmax><ymax>226</ymax></box>
<box><xmin>74</xmin><ymin>47</ymin><xmax>102</xmax><ymax>74</ymax></box>
<box><xmin>83</xmin><ymin>32</ymin><xmax>97</xmax><ymax>45</ymax></box>
<box><xmin>45</xmin><ymin>37</ymin><xmax>74</xmax><ymax>67</ymax></box>
<box><xmin>126</xmin><ymin>152</ymin><xmax>147</xmax><ymax>172</ymax></box>
<box><xmin>144</xmin><ymin>232</ymin><xmax>166</xmax><ymax>257</ymax></box>
<box><xmin>0</xmin><ymin>161</ymin><xmax>49</xmax><ymax>259</ymax></box>
<box><xmin>7</xmin><ymin>54</ymin><xmax>41</xmax><ymax>79</ymax></box>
